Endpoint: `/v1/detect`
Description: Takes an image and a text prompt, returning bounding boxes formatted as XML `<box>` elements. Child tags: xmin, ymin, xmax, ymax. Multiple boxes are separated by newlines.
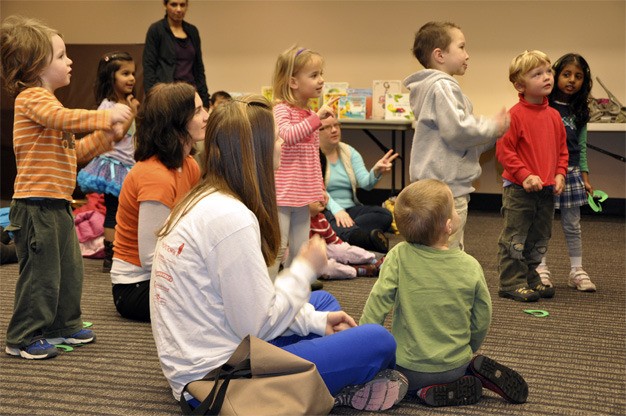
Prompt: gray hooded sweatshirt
<box><xmin>403</xmin><ymin>69</ymin><xmax>500</xmax><ymax>197</ymax></box>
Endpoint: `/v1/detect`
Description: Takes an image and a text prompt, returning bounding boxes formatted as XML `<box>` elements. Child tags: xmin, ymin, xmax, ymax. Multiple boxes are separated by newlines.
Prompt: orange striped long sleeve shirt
<box><xmin>12</xmin><ymin>87</ymin><xmax>113</xmax><ymax>201</ymax></box>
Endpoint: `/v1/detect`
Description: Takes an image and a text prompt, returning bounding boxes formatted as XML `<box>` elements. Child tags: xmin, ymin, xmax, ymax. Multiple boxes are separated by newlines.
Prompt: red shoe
<box><xmin>417</xmin><ymin>375</ymin><xmax>482</xmax><ymax>407</ymax></box>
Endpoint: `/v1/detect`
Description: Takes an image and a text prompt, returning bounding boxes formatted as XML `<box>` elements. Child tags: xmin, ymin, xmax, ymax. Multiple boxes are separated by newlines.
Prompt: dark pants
<box><xmin>498</xmin><ymin>185</ymin><xmax>554</xmax><ymax>291</ymax></box>
<box><xmin>103</xmin><ymin>193</ymin><xmax>119</xmax><ymax>229</ymax></box>
<box><xmin>5</xmin><ymin>199</ymin><xmax>84</xmax><ymax>347</ymax></box>
<box><xmin>324</xmin><ymin>205</ymin><xmax>392</xmax><ymax>242</ymax></box>
<box><xmin>112</xmin><ymin>280</ymin><xmax>151</xmax><ymax>322</ymax></box>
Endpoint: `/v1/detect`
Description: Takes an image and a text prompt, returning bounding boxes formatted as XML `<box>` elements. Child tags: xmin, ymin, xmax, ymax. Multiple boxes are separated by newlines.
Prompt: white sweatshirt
<box><xmin>150</xmin><ymin>191</ymin><xmax>327</xmax><ymax>400</ymax></box>
<box><xmin>403</xmin><ymin>69</ymin><xmax>500</xmax><ymax>197</ymax></box>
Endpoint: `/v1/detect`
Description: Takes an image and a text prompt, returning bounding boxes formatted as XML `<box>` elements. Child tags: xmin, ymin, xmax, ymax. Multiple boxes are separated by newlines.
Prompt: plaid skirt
<box><xmin>554</xmin><ymin>166</ymin><xmax>587</xmax><ymax>209</ymax></box>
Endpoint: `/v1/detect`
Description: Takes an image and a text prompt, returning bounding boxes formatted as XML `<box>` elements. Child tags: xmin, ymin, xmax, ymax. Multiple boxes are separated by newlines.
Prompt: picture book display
<box><xmin>338</xmin><ymin>88</ymin><xmax>371</xmax><ymax>120</ymax></box>
<box><xmin>384</xmin><ymin>93</ymin><xmax>414</xmax><ymax>121</ymax></box>
<box><xmin>372</xmin><ymin>80</ymin><xmax>401</xmax><ymax>120</ymax></box>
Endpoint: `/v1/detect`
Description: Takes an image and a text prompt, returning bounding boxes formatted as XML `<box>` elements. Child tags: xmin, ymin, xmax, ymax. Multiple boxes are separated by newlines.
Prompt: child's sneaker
<box><xmin>417</xmin><ymin>375</ymin><xmax>482</xmax><ymax>407</ymax></box>
<box><xmin>469</xmin><ymin>355</ymin><xmax>528</xmax><ymax>404</ymax></box>
<box><xmin>5</xmin><ymin>339</ymin><xmax>58</xmax><ymax>360</ymax></box>
<box><xmin>47</xmin><ymin>329</ymin><xmax>96</xmax><ymax>345</ymax></box>
<box><xmin>498</xmin><ymin>286</ymin><xmax>540</xmax><ymax>302</ymax></box>
<box><xmin>334</xmin><ymin>369</ymin><xmax>408</xmax><ymax>411</ymax></box>
<box><xmin>568</xmin><ymin>268</ymin><xmax>596</xmax><ymax>292</ymax></box>
<box><xmin>530</xmin><ymin>282</ymin><xmax>555</xmax><ymax>298</ymax></box>
<box><xmin>374</xmin><ymin>256</ymin><xmax>386</xmax><ymax>270</ymax></box>
<box><xmin>536</xmin><ymin>266</ymin><xmax>553</xmax><ymax>287</ymax></box>
<box><xmin>353</xmin><ymin>263</ymin><xmax>379</xmax><ymax>277</ymax></box>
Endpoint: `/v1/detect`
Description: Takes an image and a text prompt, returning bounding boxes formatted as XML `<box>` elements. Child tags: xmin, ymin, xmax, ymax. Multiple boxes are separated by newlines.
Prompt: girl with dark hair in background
<box><xmin>536</xmin><ymin>53</ymin><xmax>597</xmax><ymax>292</ymax></box>
<box><xmin>77</xmin><ymin>51</ymin><xmax>140</xmax><ymax>272</ymax></box>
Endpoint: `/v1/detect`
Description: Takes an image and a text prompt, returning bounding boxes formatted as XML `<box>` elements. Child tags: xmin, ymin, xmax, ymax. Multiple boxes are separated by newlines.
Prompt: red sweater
<box><xmin>310</xmin><ymin>213</ymin><xmax>342</xmax><ymax>245</ymax></box>
<box><xmin>496</xmin><ymin>94</ymin><xmax>568</xmax><ymax>186</ymax></box>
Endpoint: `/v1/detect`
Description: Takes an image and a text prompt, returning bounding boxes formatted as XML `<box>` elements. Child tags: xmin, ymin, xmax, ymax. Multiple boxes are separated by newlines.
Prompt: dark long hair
<box><xmin>160</xmin><ymin>95</ymin><xmax>280</xmax><ymax>265</ymax></box>
<box><xmin>94</xmin><ymin>51</ymin><xmax>135</xmax><ymax>104</ymax></box>
<box><xmin>134</xmin><ymin>82</ymin><xmax>196</xmax><ymax>169</ymax></box>
<box><xmin>549</xmin><ymin>53</ymin><xmax>592</xmax><ymax>131</ymax></box>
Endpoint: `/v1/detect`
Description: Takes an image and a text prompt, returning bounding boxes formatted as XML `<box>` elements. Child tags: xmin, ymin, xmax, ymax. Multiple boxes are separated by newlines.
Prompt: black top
<box><xmin>143</xmin><ymin>16</ymin><xmax>210</xmax><ymax>107</ymax></box>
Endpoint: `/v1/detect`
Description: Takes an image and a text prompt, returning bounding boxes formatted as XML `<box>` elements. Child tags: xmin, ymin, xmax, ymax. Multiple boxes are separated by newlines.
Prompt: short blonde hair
<box><xmin>272</xmin><ymin>45</ymin><xmax>323</xmax><ymax>106</ymax></box>
<box><xmin>394</xmin><ymin>179</ymin><xmax>454</xmax><ymax>246</ymax></box>
<box><xmin>0</xmin><ymin>15</ymin><xmax>59</xmax><ymax>96</ymax></box>
<box><xmin>508</xmin><ymin>50</ymin><xmax>552</xmax><ymax>85</ymax></box>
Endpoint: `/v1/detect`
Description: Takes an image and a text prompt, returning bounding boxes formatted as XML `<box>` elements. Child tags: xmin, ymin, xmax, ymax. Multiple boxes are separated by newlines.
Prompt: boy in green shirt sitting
<box><xmin>360</xmin><ymin>179</ymin><xmax>528</xmax><ymax>407</ymax></box>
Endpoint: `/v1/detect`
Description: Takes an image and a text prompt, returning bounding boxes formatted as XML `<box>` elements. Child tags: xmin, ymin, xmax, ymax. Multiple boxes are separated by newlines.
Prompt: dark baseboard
<box><xmin>358</xmin><ymin>189</ymin><xmax>625</xmax><ymax>218</ymax></box>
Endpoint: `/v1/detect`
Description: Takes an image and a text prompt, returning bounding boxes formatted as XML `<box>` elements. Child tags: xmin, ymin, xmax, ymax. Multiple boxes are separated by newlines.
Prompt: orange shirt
<box><xmin>114</xmin><ymin>155</ymin><xmax>200</xmax><ymax>267</ymax></box>
<box><xmin>12</xmin><ymin>87</ymin><xmax>113</xmax><ymax>200</ymax></box>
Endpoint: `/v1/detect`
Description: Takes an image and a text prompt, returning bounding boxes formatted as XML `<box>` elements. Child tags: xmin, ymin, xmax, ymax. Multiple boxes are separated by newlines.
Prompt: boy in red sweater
<box><xmin>496</xmin><ymin>50</ymin><xmax>568</xmax><ymax>302</ymax></box>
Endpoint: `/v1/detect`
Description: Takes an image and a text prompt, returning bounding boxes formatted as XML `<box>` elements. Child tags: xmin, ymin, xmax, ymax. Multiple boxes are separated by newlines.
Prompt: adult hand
<box><xmin>325</xmin><ymin>311</ymin><xmax>357</xmax><ymax>335</ymax></box>
<box><xmin>553</xmin><ymin>174</ymin><xmax>565</xmax><ymax>195</ymax></box>
<box><xmin>317</xmin><ymin>96</ymin><xmax>339</xmax><ymax>120</ymax></box>
<box><xmin>334</xmin><ymin>210</ymin><xmax>354</xmax><ymax>228</ymax></box>
<box><xmin>373</xmin><ymin>149</ymin><xmax>399</xmax><ymax>177</ymax></box>
<box><xmin>110</xmin><ymin>103</ymin><xmax>132</xmax><ymax>124</ymax></box>
<box><xmin>522</xmin><ymin>175</ymin><xmax>543</xmax><ymax>192</ymax></box>
<box><xmin>298</xmin><ymin>234</ymin><xmax>327</xmax><ymax>276</ymax></box>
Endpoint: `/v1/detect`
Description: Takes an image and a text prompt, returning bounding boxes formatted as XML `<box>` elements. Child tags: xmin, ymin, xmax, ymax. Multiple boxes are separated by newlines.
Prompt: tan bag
<box><xmin>180</xmin><ymin>335</ymin><xmax>335</xmax><ymax>415</ymax></box>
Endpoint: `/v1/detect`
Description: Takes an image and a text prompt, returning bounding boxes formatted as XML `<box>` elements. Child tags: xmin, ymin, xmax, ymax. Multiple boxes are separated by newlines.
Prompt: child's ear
<box><xmin>289</xmin><ymin>76</ymin><xmax>299</xmax><ymax>90</ymax></box>
<box><xmin>514</xmin><ymin>81</ymin><xmax>525</xmax><ymax>94</ymax></box>
<box><xmin>444</xmin><ymin>218</ymin><xmax>453</xmax><ymax>236</ymax></box>
<box><xmin>432</xmin><ymin>48</ymin><xmax>445</xmax><ymax>65</ymax></box>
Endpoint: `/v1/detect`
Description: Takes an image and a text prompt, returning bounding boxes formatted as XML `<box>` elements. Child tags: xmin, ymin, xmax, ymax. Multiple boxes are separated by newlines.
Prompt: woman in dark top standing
<box><xmin>143</xmin><ymin>0</ymin><xmax>210</xmax><ymax>107</ymax></box>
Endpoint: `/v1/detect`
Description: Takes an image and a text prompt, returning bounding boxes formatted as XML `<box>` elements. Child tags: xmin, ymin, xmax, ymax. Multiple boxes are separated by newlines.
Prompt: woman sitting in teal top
<box><xmin>319</xmin><ymin>117</ymin><xmax>398</xmax><ymax>253</ymax></box>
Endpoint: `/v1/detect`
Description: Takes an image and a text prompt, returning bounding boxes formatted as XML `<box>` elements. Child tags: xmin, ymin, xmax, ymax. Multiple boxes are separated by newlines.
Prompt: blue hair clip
<box><xmin>296</xmin><ymin>48</ymin><xmax>307</xmax><ymax>56</ymax></box>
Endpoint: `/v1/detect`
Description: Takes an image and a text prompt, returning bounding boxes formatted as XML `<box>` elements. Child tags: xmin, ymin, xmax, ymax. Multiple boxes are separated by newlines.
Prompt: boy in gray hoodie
<box><xmin>403</xmin><ymin>21</ymin><xmax>509</xmax><ymax>250</ymax></box>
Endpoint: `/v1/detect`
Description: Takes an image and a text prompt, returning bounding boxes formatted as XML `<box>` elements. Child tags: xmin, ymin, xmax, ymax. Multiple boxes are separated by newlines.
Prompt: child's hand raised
<box><xmin>493</xmin><ymin>107</ymin><xmax>510</xmax><ymax>136</ymax></box>
<box><xmin>317</xmin><ymin>96</ymin><xmax>339</xmax><ymax>120</ymax></box>
<box><xmin>110</xmin><ymin>103</ymin><xmax>132</xmax><ymax>124</ymax></box>
<box><xmin>297</xmin><ymin>234</ymin><xmax>327</xmax><ymax>277</ymax></box>
<box><xmin>125</xmin><ymin>94</ymin><xmax>140</xmax><ymax>114</ymax></box>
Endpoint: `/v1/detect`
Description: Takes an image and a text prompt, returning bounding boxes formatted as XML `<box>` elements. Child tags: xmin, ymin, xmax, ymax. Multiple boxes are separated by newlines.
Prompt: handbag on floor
<box><xmin>180</xmin><ymin>335</ymin><xmax>335</xmax><ymax>416</ymax></box>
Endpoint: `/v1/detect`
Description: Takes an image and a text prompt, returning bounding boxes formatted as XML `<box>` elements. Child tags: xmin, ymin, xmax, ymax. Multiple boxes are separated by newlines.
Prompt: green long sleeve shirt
<box><xmin>360</xmin><ymin>242</ymin><xmax>492</xmax><ymax>372</ymax></box>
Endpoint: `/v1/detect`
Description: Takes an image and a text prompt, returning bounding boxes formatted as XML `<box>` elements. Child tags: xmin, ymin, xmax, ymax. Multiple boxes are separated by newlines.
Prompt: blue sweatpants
<box><xmin>268</xmin><ymin>290</ymin><xmax>397</xmax><ymax>395</ymax></box>
<box><xmin>188</xmin><ymin>291</ymin><xmax>397</xmax><ymax>408</ymax></box>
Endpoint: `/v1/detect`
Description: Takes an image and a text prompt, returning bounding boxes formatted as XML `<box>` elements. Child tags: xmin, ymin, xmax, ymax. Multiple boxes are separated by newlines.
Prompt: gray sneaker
<box><xmin>334</xmin><ymin>369</ymin><xmax>408</xmax><ymax>411</ymax></box>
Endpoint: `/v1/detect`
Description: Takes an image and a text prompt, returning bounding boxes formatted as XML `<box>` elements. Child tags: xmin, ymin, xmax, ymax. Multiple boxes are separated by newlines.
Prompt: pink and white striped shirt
<box><xmin>273</xmin><ymin>102</ymin><xmax>325</xmax><ymax>207</ymax></box>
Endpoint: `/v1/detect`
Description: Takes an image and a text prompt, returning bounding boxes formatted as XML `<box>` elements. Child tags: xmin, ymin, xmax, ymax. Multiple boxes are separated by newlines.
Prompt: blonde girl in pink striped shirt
<box><xmin>270</xmin><ymin>45</ymin><xmax>339</xmax><ymax>279</ymax></box>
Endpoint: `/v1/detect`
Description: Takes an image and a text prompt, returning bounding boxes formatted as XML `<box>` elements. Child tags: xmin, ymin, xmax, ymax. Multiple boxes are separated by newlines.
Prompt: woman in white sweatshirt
<box><xmin>149</xmin><ymin>95</ymin><xmax>408</xmax><ymax>412</ymax></box>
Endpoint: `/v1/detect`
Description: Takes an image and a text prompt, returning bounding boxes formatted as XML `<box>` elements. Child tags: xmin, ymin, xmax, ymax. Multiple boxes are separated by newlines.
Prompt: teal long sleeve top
<box><xmin>325</xmin><ymin>144</ymin><xmax>380</xmax><ymax>215</ymax></box>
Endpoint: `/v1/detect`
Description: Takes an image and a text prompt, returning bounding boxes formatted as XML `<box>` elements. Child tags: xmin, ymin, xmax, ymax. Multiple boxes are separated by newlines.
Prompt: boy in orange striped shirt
<box><xmin>0</xmin><ymin>15</ymin><xmax>131</xmax><ymax>359</ymax></box>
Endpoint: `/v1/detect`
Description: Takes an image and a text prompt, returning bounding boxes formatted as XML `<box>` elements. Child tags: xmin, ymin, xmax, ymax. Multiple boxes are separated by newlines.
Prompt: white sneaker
<box><xmin>568</xmin><ymin>268</ymin><xmax>596</xmax><ymax>292</ymax></box>
<box><xmin>536</xmin><ymin>267</ymin><xmax>553</xmax><ymax>287</ymax></box>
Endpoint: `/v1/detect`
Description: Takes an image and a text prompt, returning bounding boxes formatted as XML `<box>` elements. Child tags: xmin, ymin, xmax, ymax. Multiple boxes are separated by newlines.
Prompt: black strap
<box><xmin>587</xmin><ymin>143</ymin><xmax>625</xmax><ymax>163</ymax></box>
<box><xmin>180</xmin><ymin>360</ymin><xmax>252</xmax><ymax>415</ymax></box>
